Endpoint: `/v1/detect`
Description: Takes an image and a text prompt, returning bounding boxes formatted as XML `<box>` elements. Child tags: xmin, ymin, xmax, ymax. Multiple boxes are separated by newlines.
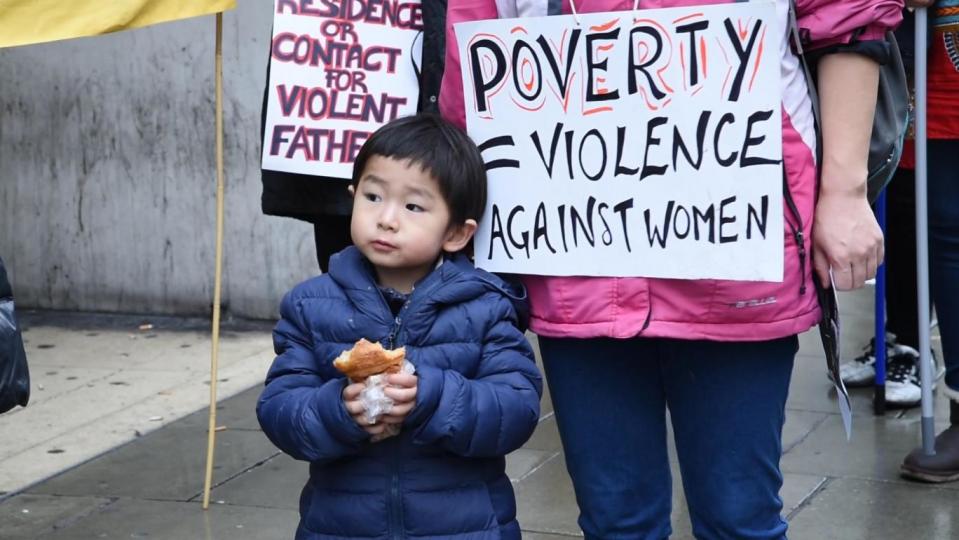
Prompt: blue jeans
<box><xmin>928</xmin><ymin>140</ymin><xmax>959</xmax><ymax>394</ymax></box>
<box><xmin>539</xmin><ymin>336</ymin><xmax>797</xmax><ymax>540</ymax></box>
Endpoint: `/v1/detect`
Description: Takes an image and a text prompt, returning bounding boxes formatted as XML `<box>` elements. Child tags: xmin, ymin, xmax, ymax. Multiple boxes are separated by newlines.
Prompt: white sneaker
<box><xmin>836</xmin><ymin>333</ymin><xmax>896</xmax><ymax>387</ymax></box>
<box><xmin>838</xmin><ymin>353</ymin><xmax>877</xmax><ymax>387</ymax></box>
<box><xmin>833</xmin><ymin>334</ymin><xmax>945</xmax><ymax>403</ymax></box>
<box><xmin>885</xmin><ymin>347</ymin><xmax>921</xmax><ymax>407</ymax></box>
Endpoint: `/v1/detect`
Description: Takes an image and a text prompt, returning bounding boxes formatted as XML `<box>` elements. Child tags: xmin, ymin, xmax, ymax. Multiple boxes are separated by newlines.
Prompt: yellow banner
<box><xmin>0</xmin><ymin>0</ymin><xmax>236</xmax><ymax>48</ymax></box>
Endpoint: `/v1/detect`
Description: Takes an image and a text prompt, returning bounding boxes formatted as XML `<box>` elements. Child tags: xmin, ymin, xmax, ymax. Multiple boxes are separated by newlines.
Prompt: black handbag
<box><xmin>865</xmin><ymin>30</ymin><xmax>910</xmax><ymax>203</ymax></box>
<box><xmin>0</xmin><ymin>257</ymin><xmax>30</xmax><ymax>414</ymax></box>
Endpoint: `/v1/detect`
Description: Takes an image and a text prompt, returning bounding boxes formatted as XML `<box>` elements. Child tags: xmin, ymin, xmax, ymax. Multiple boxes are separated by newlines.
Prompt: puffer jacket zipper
<box><xmin>387</xmin><ymin>298</ymin><xmax>409</xmax><ymax>539</ymax></box>
<box><xmin>381</xmin><ymin>276</ymin><xmax>444</xmax><ymax>539</ymax></box>
<box><xmin>782</xmin><ymin>173</ymin><xmax>807</xmax><ymax>295</ymax></box>
<box><xmin>389</xmin><ymin>456</ymin><xmax>403</xmax><ymax>539</ymax></box>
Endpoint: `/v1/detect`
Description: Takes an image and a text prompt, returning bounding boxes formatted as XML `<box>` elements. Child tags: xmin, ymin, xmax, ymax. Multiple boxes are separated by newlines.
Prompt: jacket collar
<box><xmin>327</xmin><ymin>246</ymin><xmax>527</xmax><ymax>325</ymax></box>
<box><xmin>327</xmin><ymin>246</ymin><xmax>466</xmax><ymax>293</ymax></box>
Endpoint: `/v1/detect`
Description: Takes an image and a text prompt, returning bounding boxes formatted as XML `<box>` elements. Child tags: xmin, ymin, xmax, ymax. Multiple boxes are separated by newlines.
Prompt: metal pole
<box><xmin>914</xmin><ymin>7</ymin><xmax>935</xmax><ymax>455</ymax></box>
<box><xmin>202</xmin><ymin>12</ymin><xmax>227</xmax><ymax>508</ymax></box>
<box><xmin>874</xmin><ymin>190</ymin><xmax>887</xmax><ymax>415</ymax></box>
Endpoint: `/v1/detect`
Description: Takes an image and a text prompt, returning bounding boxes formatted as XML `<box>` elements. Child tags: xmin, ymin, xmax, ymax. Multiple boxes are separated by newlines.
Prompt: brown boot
<box><xmin>901</xmin><ymin>400</ymin><xmax>959</xmax><ymax>483</ymax></box>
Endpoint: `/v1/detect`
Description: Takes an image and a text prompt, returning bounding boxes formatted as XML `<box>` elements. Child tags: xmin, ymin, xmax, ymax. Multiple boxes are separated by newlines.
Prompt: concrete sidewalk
<box><xmin>2</xmin><ymin>288</ymin><xmax>959</xmax><ymax>539</ymax></box>
<box><xmin>0</xmin><ymin>311</ymin><xmax>275</xmax><ymax>497</ymax></box>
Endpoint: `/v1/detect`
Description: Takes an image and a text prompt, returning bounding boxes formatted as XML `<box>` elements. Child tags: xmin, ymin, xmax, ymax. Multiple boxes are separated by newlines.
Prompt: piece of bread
<box><xmin>333</xmin><ymin>338</ymin><xmax>405</xmax><ymax>381</ymax></box>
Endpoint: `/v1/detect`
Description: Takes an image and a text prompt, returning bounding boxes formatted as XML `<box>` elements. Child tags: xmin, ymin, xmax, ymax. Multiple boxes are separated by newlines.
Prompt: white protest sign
<box><xmin>262</xmin><ymin>0</ymin><xmax>423</xmax><ymax>179</ymax></box>
<box><xmin>457</xmin><ymin>1</ymin><xmax>784</xmax><ymax>281</ymax></box>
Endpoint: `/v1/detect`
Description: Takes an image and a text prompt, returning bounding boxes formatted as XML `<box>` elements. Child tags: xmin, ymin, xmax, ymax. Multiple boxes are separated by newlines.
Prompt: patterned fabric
<box><xmin>934</xmin><ymin>0</ymin><xmax>959</xmax><ymax>30</ymax></box>
<box><xmin>901</xmin><ymin>0</ymin><xmax>959</xmax><ymax>166</ymax></box>
<box><xmin>935</xmin><ymin>0</ymin><xmax>959</xmax><ymax>102</ymax></box>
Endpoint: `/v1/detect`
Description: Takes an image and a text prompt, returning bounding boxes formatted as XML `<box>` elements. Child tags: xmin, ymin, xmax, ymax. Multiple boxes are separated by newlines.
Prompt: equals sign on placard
<box><xmin>478</xmin><ymin>136</ymin><xmax>520</xmax><ymax>171</ymax></box>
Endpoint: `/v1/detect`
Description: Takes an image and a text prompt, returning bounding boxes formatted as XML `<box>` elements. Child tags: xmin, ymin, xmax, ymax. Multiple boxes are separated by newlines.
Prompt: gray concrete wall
<box><xmin>0</xmin><ymin>1</ymin><xmax>321</xmax><ymax>319</ymax></box>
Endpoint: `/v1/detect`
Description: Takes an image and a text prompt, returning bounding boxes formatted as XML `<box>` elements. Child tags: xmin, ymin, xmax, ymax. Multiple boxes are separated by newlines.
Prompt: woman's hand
<box><xmin>814</xmin><ymin>52</ymin><xmax>883</xmax><ymax>289</ymax></box>
<box><xmin>812</xmin><ymin>189</ymin><xmax>884</xmax><ymax>290</ymax></box>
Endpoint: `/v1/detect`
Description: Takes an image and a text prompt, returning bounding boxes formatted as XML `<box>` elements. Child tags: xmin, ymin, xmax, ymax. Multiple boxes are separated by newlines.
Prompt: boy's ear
<box><xmin>347</xmin><ymin>184</ymin><xmax>356</xmax><ymax>197</ymax></box>
<box><xmin>443</xmin><ymin>219</ymin><xmax>478</xmax><ymax>253</ymax></box>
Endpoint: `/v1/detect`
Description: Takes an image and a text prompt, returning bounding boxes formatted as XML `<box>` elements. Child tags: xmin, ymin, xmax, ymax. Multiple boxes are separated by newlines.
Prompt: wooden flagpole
<box><xmin>202</xmin><ymin>11</ymin><xmax>226</xmax><ymax>510</ymax></box>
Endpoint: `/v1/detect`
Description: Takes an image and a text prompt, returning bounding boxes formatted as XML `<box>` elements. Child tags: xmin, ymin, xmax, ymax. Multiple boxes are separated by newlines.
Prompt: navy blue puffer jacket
<box><xmin>257</xmin><ymin>247</ymin><xmax>543</xmax><ymax>540</ymax></box>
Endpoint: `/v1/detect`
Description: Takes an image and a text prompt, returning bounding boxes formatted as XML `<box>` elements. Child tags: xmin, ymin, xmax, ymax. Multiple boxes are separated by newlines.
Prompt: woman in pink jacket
<box><xmin>441</xmin><ymin>0</ymin><xmax>901</xmax><ymax>538</ymax></box>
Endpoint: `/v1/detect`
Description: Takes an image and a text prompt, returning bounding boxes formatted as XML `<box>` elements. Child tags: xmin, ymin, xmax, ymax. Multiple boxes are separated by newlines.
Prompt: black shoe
<box><xmin>901</xmin><ymin>402</ymin><xmax>959</xmax><ymax>483</ymax></box>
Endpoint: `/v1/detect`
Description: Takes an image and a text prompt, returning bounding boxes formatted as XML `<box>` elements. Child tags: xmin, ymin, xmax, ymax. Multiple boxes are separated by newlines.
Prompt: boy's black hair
<box><xmin>351</xmin><ymin>114</ymin><xmax>487</xmax><ymax>226</ymax></box>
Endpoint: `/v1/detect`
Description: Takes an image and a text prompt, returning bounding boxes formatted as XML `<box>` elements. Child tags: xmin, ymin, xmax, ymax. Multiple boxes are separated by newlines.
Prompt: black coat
<box><xmin>0</xmin><ymin>257</ymin><xmax>29</xmax><ymax>413</ymax></box>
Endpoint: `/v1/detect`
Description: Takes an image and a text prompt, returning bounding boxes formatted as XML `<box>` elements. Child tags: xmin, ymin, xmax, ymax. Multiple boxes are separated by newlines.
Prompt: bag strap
<box><xmin>787</xmin><ymin>0</ymin><xmax>823</xmax><ymax>166</ymax></box>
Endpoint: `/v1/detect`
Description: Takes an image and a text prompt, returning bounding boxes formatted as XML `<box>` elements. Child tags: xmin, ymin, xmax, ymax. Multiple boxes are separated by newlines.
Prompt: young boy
<box><xmin>257</xmin><ymin>114</ymin><xmax>543</xmax><ymax>540</ymax></box>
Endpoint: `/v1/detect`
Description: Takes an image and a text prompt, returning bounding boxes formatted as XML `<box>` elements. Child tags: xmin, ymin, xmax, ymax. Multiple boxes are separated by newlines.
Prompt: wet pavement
<box><xmin>2</xmin><ymin>287</ymin><xmax>959</xmax><ymax>539</ymax></box>
<box><xmin>0</xmin><ymin>311</ymin><xmax>275</xmax><ymax>498</ymax></box>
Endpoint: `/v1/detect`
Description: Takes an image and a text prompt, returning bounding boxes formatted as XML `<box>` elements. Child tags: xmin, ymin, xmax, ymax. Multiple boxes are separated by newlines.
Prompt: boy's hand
<box><xmin>379</xmin><ymin>373</ymin><xmax>418</xmax><ymax>426</ymax></box>
<box><xmin>342</xmin><ymin>381</ymin><xmax>391</xmax><ymax>437</ymax></box>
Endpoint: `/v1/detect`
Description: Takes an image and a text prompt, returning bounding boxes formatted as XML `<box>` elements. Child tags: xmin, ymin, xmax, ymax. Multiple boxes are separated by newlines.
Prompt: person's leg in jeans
<box><xmin>927</xmin><ymin>139</ymin><xmax>959</xmax><ymax>402</ymax></box>
<box><xmin>539</xmin><ymin>337</ymin><xmax>672</xmax><ymax>539</ymax></box>
<box><xmin>664</xmin><ymin>337</ymin><xmax>796</xmax><ymax>540</ymax></box>
<box><xmin>901</xmin><ymin>139</ymin><xmax>959</xmax><ymax>481</ymax></box>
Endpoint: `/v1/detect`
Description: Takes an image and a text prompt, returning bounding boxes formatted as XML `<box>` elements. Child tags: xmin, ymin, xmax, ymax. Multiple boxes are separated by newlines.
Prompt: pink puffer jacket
<box><xmin>440</xmin><ymin>0</ymin><xmax>903</xmax><ymax>341</ymax></box>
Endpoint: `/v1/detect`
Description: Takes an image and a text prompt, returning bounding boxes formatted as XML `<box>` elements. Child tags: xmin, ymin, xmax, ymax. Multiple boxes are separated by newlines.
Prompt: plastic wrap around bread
<box><xmin>333</xmin><ymin>338</ymin><xmax>406</xmax><ymax>382</ymax></box>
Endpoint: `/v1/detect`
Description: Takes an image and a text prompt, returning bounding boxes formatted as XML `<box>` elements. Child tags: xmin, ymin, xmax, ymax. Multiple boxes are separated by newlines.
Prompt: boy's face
<box><xmin>350</xmin><ymin>156</ymin><xmax>476</xmax><ymax>292</ymax></box>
